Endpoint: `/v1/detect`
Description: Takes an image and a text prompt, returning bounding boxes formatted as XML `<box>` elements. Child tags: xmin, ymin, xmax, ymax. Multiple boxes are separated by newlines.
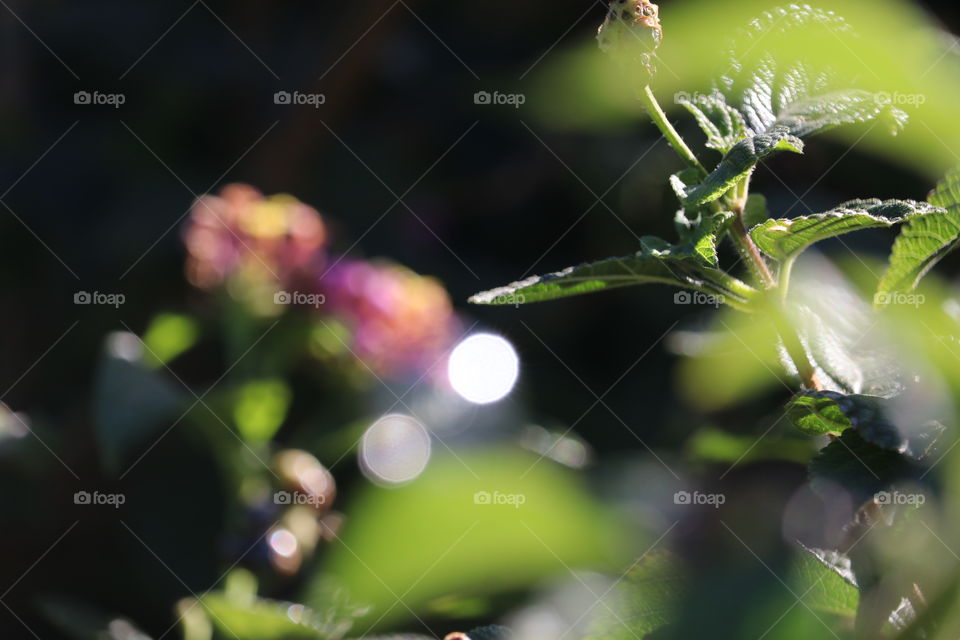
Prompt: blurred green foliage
<box><xmin>315</xmin><ymin>450</ymin><xmax>628</xmax><ymax>632</ymax></box>
<box><xmin>532</xmin><ymin>0</ymin><xmax>960</xmax><ymax>179</ymax></box>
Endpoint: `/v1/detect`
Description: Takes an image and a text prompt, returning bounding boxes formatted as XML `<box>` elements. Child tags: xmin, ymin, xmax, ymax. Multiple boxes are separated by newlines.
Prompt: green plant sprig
<box><xmin>470</xmin><ymin>2</ymin><xmax>959</xmax><ymax>396</ymax></box>
<box><xmin>471</xmin><ymin>3</ymin><xmax>960</xmax><ymax>634</ymax></box>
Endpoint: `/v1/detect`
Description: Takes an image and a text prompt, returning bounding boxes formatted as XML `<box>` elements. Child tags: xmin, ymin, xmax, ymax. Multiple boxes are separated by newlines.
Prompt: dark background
<box><xmin>1</xmin><ymin>0</ymin><xmax>958</xmax><ymax>637</ymax></box>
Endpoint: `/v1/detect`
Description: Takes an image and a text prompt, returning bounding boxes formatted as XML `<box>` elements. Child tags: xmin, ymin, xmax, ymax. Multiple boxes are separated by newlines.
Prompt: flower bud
<box><xmin>597</xmin><ymin>0</ymin><xmax>662</xmax><ymax>78</ymax></box>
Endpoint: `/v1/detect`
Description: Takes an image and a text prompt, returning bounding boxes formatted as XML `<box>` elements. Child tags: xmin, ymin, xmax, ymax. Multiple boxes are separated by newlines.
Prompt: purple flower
<box><xmin>322</xmin><ymin>259</ymin><xmax>459</xmax><ymax>378</ymax></box>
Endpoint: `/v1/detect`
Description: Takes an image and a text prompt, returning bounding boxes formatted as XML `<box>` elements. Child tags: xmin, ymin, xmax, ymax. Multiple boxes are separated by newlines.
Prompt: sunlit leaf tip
<box><xmin>750</xmin><ymin>199</ymin><xmax>941</xmax><ymax>261</ymax></box>
<box><xmin>876</xmin><ymin>168</ymin><xmax>960</xmax><ymax>301</ymax></box>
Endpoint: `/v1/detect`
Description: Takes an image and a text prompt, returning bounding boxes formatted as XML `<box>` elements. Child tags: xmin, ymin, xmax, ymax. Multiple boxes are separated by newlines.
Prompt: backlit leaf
<box><xmin>584</xmin><ymin>550</ymin><xmax>687</xmax><ymax>640</ymax></box>
<box><xmin>877</xmin><ymin>168</ymin><xmax>960</xmax><ymax>300</ymax></box>
<box><xmin>751</xmin><ymin>199</ymin><xmax>940</xmax><ymax>261</ymax></box>
<box><xmin>787</xmin><ymin>390</ymin><xmax>945</xmax><ymax>458</ymax></box>
<box><xmin>470</xmin><ymin>246</ymin><xmax>753</xmax><ymax>307</ymax></box>
<box><xmin>790</xmin><ymin>548</ymin><xmax>860</xmax><ymax>617</ymax></box>
<box><xmin>670</xmin><ymin>126</ymin><xmax>803</xmax><ymax>206</ymax></box>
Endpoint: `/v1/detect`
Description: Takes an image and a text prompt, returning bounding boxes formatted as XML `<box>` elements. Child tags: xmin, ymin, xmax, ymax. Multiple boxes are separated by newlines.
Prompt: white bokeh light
<box><xmin>359</xmin><ymin>414</ymin><xmax>432</xmax><ymax>486</ymax></box>
<box><xmin>268</xmin><ymin>529</ymin><xmax>298</xmax><ymax>558</ymax></box>
<box><xmin>447</xmin><ymin>333</ymin><xmax>519</xmax><ymax>404</ymax></box>
<box><xmin>106</xmin><ymin>332</ymin><xmax>143</xmax><ymax>363</ymax></box>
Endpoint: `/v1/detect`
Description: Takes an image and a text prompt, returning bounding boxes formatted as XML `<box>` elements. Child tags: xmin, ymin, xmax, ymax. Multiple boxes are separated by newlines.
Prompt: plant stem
<box><xmin>719</xmin><ymin>275</ymin><xmax>760</xmax><ymax>303</ymax></box>
<box><xmin>639</xmin><ymin>84</ymin><xmax>708</xmax><ymax>177</ymax></box>
<box><xmin>778</xmin><ymin>254</ymin><xmax>797</xmax><ymax>302</ymax></box>
<box><xmin>773</xmin><ymin>309</ymin><xmax>819</xmax><ymax>390</ymax></box>
<box><xmin>725</xmin><ymin>173</ymin><xmax>773</xmax><ymax>286</ymax></box>
<box><xmin>637</xmin><ymin>87</ymin><xmax>818</xmax><ymax>389</ymax></box>
<box><xmin>729</xmin><ymin>204</ymin><xmax>776</xmax><ymax>289</ymax></box>
<box><xmin>728</xmin><ymin>177</ymin><xmax>819</xmax><ymax>390</ymax></box>
<box><xmin>707</xmin><ymin>274</ymin><xmax>759</xmax><ymax>313</ymax></box>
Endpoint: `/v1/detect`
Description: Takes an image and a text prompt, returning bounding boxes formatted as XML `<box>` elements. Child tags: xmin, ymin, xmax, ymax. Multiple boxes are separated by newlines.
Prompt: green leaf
<box><xmin>734</xmin><ymin>56</ymin><xmax>908</xmax><ymax>140</ymax></box>
<box><xmin>224</xmin><ymin>567</ymin><xmax>259</xmax><ymax>602</ymax></box>
<box><xmin>469</xmin><ymin>247</ymin><xmax>752</xmax><ymax>307</ymax></box>
<box><xmin>751</xmin><ymin>199</ymin><xmax>940</xmax><ymax>260</ymax></box>
<box><xmin>786</xmin><ymin>390</ymin><xmax>854</xmax><ymax>436</ymax></box>
<box><xmin>772</xmin><ymin>87</ymin><xmax>908</xmax><ymax>139</ymax></box>
<box><xmin>678</xmin><ymin>9</ymin><xmax>908</xmax><ymax>155</ymax></box>
<box><xmin>797</xmin><ymin>545</ymin><xmax>860</xmax><ymax>589</ymax></box>
<box><xmin>672</xmin><ymin>209</ymin><xmax>735</xmax><ymax>267</ymax></box>
<box><xmin>193</xmin><ymin>577</ymin><xmax>369</xmax><ymax>640</ymax></box>
<box><xmin>141</xmin><ymin>312</ymin><xmax>200</xmax><ymax>369</ymax></box>
<box><xmin>675</xmin><ymin>89</ymin><xmax>747</xmax><ymax>152</ymax></box>
<box><xmin>178</xmin><ymin>598</ymin><xmax>214</xmax><ymax>640</ymax></box>
<box><xmin>199</xmin><ymin>593</ymin><xmax>330</xmax><ymax>640</ymax></box>
<box><xmin>313</xmin><ymin>450</ymin><xmax>626</xmax><ymax>632</ymax></box>
<box><xmin>808</xmin><ymin>430</ymin><xmax>923</xmax><ymax>507</ymax></box>
<box><xmin>787</xmin><ymin>263</ymin><xmax>903</xmax><ymax>397</ymax></box>
<box><xmin>232</xmin><ymin>378</ymin><xmax>292</xmax><ymax>445</ymax></box>
<box><xmin>584</xmin><ymin>550</ymin><xmax>687</xmax><ymax>640</ymax></box>
<box><xmin>790</xmin><ymin>548</ymin><xmax>860</xmax><ymax>617</ymax></box>
<box><xmin>670</xmin><ymin>126</ymin><xmax>803</xmax><ymax>207</ymax></box>
<box><xmin>686</xmin><ymin>427</ymin><xmax>812</xmax><ymax>465</ymax></box>
<box><xmin>676</xmin><ymin>7</ymin><xmax>909</xmax><ymax>183</ymax></box>
<box><xmin>788</xmin><ymin>390</ymin><xmax>944</xmax><ymax>459</ymax></box>
<box><xmin>877</xmin><ymin>168</ymin><xmax>960</xmax><ymax>299</ymax></box>
<box><xmin>719</xmin><ymin>7</ymin><xmax>908</xmax><ymax>141</ymax></box>
<box><xmin>677</xmin><ymin>303</ymin><xmax>789</xmax><ymax>410</ymax></box>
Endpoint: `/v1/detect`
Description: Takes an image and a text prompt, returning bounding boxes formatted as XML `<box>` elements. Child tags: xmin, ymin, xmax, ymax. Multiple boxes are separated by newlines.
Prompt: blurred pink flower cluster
<box><xmin>323</xmin><ymin>259</ymin><xmax>458</xmax><ymax>378</ymax></box>
<box><xmin>183</xmin><ymin>184</ymin><xmax>458</xmax><ymax>378</ymax></box>
<box><xmin>184</xmin><ymin>183</ymin><xmax>327</xmax><ymax>292</ymax></box>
